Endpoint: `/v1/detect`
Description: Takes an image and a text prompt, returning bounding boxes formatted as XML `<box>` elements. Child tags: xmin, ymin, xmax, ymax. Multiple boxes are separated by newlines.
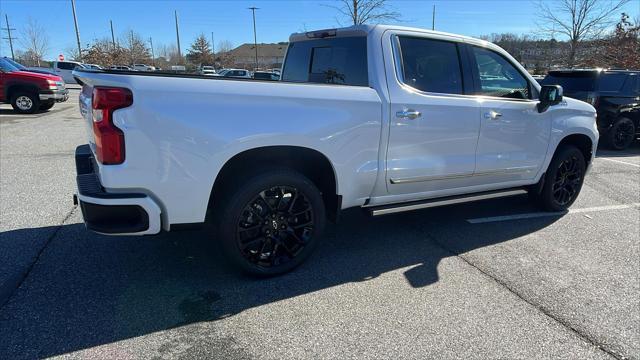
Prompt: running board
<box><xmin>367</xmin><ymin>188</ymin><xmax>528</xmax><ymax>216</ymax></box>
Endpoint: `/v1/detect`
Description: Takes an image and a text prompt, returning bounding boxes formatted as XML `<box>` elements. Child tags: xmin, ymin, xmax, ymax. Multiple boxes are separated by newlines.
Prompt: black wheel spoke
<box><xmin>239</xmin><ymin>224</ymin><xmax>261</xmax><ymax>234</ymax></box>
<box><xmin>292</xmin><ymin>208</ymin><xmax>312</xmax><ymax>217</ymax></box>
<box><xmin>292</xmin><ymin>220</ymin><xmax>313</xmax><ymax>229</ymax></box>
<box><xmin>287</xmin><ymin>191</ymin><xmax>299</xmax><ymax>212</ymax></box>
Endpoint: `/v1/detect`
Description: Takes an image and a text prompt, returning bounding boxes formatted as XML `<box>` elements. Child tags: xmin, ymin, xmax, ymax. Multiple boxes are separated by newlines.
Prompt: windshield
<box><xmin>3</xmin><ymin>57</ymin><xmax>27</xmax><ymax>70</ymax></box>
<box><xmin>542</xmin><ymin>72</ymin><xmax>596</xmax><ymax>92</ymax></box>
<box><xmin>0</xmin><ymin>58</ymin><xmax>20</xmax><ymax>72</ymax></box>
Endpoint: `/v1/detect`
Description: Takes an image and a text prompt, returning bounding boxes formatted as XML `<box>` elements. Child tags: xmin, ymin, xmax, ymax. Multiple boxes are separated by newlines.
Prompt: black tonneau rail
<box><xmin>73</xmin><ymin>68</ymin><xmax>277</xmax><ymax>82</ymax></box>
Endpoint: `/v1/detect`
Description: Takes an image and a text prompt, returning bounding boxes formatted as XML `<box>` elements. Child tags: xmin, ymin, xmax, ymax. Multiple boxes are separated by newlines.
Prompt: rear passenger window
<box><xmin>471</xmin><ymin>47</ymin><xmax>530</xmax><ymax>99</ymax></box>
<box><xmin>282</xmin><ymin>37</ymin><xmax>368</xmax><ymax>86</ymax></box>
<box><xmin>397</xmin><ymin>37</ymin><xmax>463</xmax><ymax>94</ymax></box>
<box><xmin>598</xmin><ymin>73</ymin><xmax>627</xmax><ymax>92</ymax></box>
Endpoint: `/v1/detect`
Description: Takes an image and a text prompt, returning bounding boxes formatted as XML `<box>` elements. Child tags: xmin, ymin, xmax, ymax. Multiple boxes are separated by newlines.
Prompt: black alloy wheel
<box><xmin>551</xmin><ymin>154</ymin><xmax>583</xmax><ymax>206</ymax></box>
<box><xmin>216</xmin><ymin>169</ymin><xmax>326</xmax><ymax>276</ymax></box>
<box><xmin>236</xmin><ymin>185</ymin><xmax>315</xmax><ymax>268</ymax></box>
<box><xmin>609</xmin><ymin>118</ymin><xmax>636</xmax><ymax>150</ymax></box>
<box><xmin>534</xmin><ymin>145</ymin><xmax>586</xmax><ymax>211</ymax></box>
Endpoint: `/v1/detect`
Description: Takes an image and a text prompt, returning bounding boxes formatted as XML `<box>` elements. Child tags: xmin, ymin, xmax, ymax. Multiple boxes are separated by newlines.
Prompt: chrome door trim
<box><xmin>389</xmin><ymin>166</ymin><xmax>537</xmax><ymax>184</ymax></box>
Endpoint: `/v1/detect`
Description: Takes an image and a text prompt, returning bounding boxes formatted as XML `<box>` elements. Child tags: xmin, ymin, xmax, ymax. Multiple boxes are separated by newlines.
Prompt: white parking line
<box><xmin>597</xmin><ymin>157</ymin><xmax>640</xmax><ymax>168</ymax></box>
<box><xmin>466</xmin><ymin>203</ymin><xmax>640</xmax><ymax>224</ymax></box>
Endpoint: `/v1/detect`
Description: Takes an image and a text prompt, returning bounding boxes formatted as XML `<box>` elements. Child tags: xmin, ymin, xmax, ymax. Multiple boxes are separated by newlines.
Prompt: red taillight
<box><xmin>92</xmin><ymin>87</ymin><xmax>133</xmax><ymax>164</ymax></box>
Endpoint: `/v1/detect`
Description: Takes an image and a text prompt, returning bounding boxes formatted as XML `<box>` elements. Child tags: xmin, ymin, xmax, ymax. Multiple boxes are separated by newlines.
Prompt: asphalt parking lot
<box><xmin>0</xmin><ymin>88</ymin><xmax>638</xmax><ymax>359</ymax></box>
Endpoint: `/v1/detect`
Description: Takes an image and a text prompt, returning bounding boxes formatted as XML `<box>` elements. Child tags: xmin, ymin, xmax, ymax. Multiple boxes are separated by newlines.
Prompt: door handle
<box><xmin>396</xmin><ymin>109</ymin><xmax>421</xmax><ymax>120</ymax></box>
<box><xmin>483</xmin><ymin>110</ymin><xmax>502</xmax><ymax>120</ymax></box>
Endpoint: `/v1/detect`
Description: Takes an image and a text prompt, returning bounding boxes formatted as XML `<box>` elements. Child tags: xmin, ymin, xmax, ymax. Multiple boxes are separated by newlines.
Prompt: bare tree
<box><xmin>586</xmin><ymin>13</ymin><xmax>640</xmax><ymax>69</ymax></box>
<box><xmin>535</xmin><ymin>0</ymin><xmax>630</xmax><ymax>67</ymax></box>
<box><xmin>330</xmin><ymin>0</ymin><xmax>400</xmax><ymax>26</ymax></box>
<box><xmin>215</xmin><ymin>40</ymin><xmax>235</xmax><ymax>68</ymax></box>
<box><xmin>64</xmin><ymin>45</ymin><xmax>85</xmax><ymax>62</ymax></box>
<box><xmin>216</xmin><ymin>40</ymin><xmax>234</xmax><ymax>54</ymax></box>
<box><xmin>21</xmin><ymin>18</ymin><xmax>49</xmax><ymax>66</ymax></box>
<box><xmin>122</xmin><ymin>30</ymin><xmax>151</xmax><ymax>65</ymax></box>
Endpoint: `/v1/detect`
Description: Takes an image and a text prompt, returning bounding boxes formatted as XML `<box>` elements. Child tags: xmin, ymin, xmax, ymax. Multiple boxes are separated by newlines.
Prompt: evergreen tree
<box><xmin>187</xmin><ymin>33</ymin><xmax>213</xmax><ymax>66</ymax></box>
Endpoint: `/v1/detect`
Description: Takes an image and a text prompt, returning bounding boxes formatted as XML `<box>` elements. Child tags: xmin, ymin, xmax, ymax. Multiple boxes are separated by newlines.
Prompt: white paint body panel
<box><xmin>73</xmin><ymin>25</ymin><xmax>598</xmax><ymax>234</ymax></box>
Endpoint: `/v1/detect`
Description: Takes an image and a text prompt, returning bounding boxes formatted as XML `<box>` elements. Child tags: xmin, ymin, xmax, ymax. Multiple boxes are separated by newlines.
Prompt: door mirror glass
<box><xmin>537</xmin><ymin>85</ymin><xmax>563</xmax><ymax>113</ymax></box>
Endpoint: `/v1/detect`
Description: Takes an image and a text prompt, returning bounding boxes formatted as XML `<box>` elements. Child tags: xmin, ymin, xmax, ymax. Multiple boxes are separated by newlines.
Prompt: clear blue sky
<box><xmin>1</xmin><ymin>0</ymin><xmax>638</xmax><ymax>60</ymax></box>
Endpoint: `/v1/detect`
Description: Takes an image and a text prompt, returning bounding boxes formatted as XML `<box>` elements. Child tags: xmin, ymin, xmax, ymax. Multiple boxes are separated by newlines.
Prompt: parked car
<box><xmin>73</xmin><ymin>25</ymin><xmax>598</xmax><ymax>276</ymax></box>
<box><xmin>253</xmin><ymin>71</ymin><xmax>280</xmax><ymax>81</ymax></box>
<box><xmin>132</xmin><ymin>64</ymin><xmax>156</xmax><ymax>71</ymax></box>
<box><xmin>109</xmin><ymin>65</ymin><xmax>133</xmax><ymax>71</ymax></box>
<box><xmin>219</xmin><ymin>68</ymin><xmax>252</xmax><ymax>78</ymax></box>
<box><xmin>49</xmin><ymin>61</ymin><xmax>85</xmax><ymax>84</ymax></box>
<box><xmin>84</xmin><ymin>64</ymin><xmax>103</xmax><ymax>70</ymax></box>
<box><xmin>531</xmin><ymin>74</ymin><xmax>545</xmax><ymax>84</ymax></box>
<box><xmin>542</xmin><ymin>69</ymin><xmax>639</xmax><ymax>150</ymax></box>
<box><xmin>0</xmin><ymin>58</ymin><xmax>68</xmax><ymax>113</ymax></box>
<box><xmin>200</xmin><ymin>66</ymin><xmax>217</xmax><ymax>76</ymax></box>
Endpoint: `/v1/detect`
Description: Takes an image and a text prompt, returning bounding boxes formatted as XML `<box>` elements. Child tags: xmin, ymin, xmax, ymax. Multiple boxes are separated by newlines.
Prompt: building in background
<box><xmin>222</xmin><ymin>42</ymin><xmax>288</xmax><ymax>70</ymax></box>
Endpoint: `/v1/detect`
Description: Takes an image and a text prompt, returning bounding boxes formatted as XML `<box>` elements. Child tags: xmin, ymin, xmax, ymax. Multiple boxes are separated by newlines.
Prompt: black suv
<box><xmin>542</xmin><ymin>69</ymin><xmax>639</xmax><ymax>150</ymax></box>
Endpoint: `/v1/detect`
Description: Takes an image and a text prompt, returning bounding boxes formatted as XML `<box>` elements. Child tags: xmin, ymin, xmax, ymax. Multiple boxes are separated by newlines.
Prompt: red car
<box><xmin>0</xmin><ymin>58</ymin><xmax>69</xmax><ymax>114</ymax></box>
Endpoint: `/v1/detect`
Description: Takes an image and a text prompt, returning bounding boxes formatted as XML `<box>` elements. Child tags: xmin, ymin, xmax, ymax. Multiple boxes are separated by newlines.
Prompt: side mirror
<box><xmin>537</xmin><ymin>85</ymin><xmax>563</xmax><ymax>113</ymax></box>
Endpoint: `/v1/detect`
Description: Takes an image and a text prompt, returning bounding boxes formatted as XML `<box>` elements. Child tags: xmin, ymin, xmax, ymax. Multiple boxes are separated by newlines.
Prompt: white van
<box><xmin>51</xmin><ymin>61</ymin><xmax>85</xmax><ymax>84</ymax></box>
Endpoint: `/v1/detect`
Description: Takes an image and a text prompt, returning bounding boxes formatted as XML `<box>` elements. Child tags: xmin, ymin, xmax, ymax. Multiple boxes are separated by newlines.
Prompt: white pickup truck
<box><xmin>73</xmin><ymin>25</ymin><xmax>598</xmax><ymax>276</ymax></box>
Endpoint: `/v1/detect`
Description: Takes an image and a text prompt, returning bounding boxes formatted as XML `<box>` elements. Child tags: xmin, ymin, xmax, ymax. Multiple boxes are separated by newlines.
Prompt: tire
<box><xmin>533</xmin><ymin>145</ymin><xmax>586</xmax><ymax>212</ymax></box>
<box><xmin>10</xmin><ymin>92</ymin><xmax>40</xmax><ymax>114</ymax></box>
<box><xmin>214</xmin><ymin>169</ymin><xmax>326</xmax><ymax>276</ymax></box>
<box><xmin>39</xmin><ymin>101</ymin><xmax>55</xmax><ymax>111</ymax></box>
<box><xmin>605</xmin><ymin>117</ymin><xmax>636</xmax><ymax>150</ymax></box>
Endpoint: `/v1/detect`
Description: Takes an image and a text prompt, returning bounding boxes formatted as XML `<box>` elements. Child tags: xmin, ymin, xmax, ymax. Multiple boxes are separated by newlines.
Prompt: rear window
<box><xmin>598</xmin><ymin>73</ymin><xmax>627</xmax><ymax>92</ymax></box>
<box><xmin>542</xmin><ymin>72</ymin><xmax>596</xmax><ymax>92</ymax></box>
<box><xmin>282</xmin><ymin>36</ymin><xmax>368</xmax><ymax>86</ymax></box>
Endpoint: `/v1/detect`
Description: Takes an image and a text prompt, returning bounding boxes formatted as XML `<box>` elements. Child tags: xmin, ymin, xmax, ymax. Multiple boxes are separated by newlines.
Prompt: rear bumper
<box><xmin>40</xmin><ymin>89</ymin><xmax>69</xmax><ymax>102</ymax></box>
<box><xmin>74</xmin><ymin>144</ymin><xmax>162</xmax><ymax>235</ymax></box>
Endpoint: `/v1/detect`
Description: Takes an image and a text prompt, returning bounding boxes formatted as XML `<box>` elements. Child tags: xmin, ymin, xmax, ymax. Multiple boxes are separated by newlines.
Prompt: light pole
<box><xmin>149</xmin><ymin>37</ymin><xmax>155</xmax><ymax>66</ymax></box>
<box><xmin>174</xmin><ymin>10</ymin><xmax>182</xmax><ymax>63</ymax></box>
<box><xmin>71</xmin><ymin>0</ymin><xmax>82</xmax><ymax>62</ymax></box>
<box><xmin>248</xmin><ymin>7</ymin><xmax>259</xmax><ymax>70</ymax></box>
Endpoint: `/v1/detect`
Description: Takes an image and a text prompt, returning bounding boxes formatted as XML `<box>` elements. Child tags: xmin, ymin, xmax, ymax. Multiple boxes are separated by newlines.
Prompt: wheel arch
<box><xmin>208</xmin><ymin>145</ymin><xmax>341</xmax><ymax>222</ymax></box>
<box><xmin>6</xmin><ymin>82</ymin><xmax>40</xmax><ymax>99</ymax></box>
<box><xmin>555</xmin><ymin>133</ymin><xmax>594</xmax><ymax>166</ymax></box>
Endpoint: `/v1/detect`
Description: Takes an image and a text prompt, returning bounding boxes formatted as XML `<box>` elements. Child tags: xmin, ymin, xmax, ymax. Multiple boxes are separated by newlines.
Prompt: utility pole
<box><xmin>2</xmin><ymin>14</ymin><xmax>16</xmax><ymax>60</ymax></box>
<box><xmin>129</xmin><ymin>30</ymin><xmax>135</xmax><ymax>65</ymax></box>
<box><xmin>211</xmin><ymin>31</ymin><xmax>216</xmax><ymax>57</ymax></box>
<box><xmin>149</xmin><ymin>37</ymin><xmax>155</xmax><ymax>66</ymax></box>
<box><xmin>248</xmin><ymin>7</ymin><xmax>259</xmax><ymax>70</ymax></box>
<box><xmin>432</xmin><ymin>5</ymin><xmax>436</xmax><ymax>31</ymax></box>
<box><xmin>174</xmin><ymin>10</ymin><xmax>182</xmax><ymax>62</ymax></box>
<box><xmin>71</xmin><ymin>0</ymin><xmax>82</xmax><ymax>62</ymax></box>
<box><xmin>110</xmin><ymin>20</ymin><xmax>116</xmax><ymax>49</ymax></box>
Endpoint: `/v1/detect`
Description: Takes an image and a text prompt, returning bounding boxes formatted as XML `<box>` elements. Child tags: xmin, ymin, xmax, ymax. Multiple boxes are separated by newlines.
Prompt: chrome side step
<box><xmin>368</xmin><ymin>188</ymin><xmax>528</xmax><ymax>216</ymax></box>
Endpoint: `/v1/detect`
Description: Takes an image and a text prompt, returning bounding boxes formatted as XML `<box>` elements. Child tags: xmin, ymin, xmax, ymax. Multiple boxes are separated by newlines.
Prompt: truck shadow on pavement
<box><xmin>0</xmin><ymin>195</ymin><xmax>561</xmax><ymax>358</ymax></box>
